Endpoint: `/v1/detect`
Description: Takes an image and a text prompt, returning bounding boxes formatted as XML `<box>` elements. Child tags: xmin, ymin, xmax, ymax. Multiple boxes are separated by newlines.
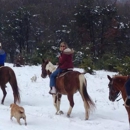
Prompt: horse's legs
<box><xmin>52</xmin><ymin>94</ymin><xmax>63</xmax><ymax>115</ymax></box>
<box><xmin>78</xmin><ymin>75</ymin><xmax>93</xmax><ymax>120</ymax></box>
<box><xmin>13</xmin><ymin>94</ymin><xmax>17</xmax><ymax>104</ymax></box>
<box><xmin>52</xmin><ymin>95</ymin><xmax>57</xmax><ymax>108</ymax></box>
<box><xmin>79</xmin><ymin>91</ymin><xmax>89</xmax><ymax>120</ymax></box>
<box><xmin>1</xmin><ymin>86</ymin><xmax>7</xmax><ymax>104</ymax></box>
<box><xmin>67</xmin><ymin>94</ymin><xmax>74</xmax><ymax>117</ymax></box>
<box><xmin>56</xmin><ymin>94</ymin><xmax>63</xmax><ymax>114</ymax></box>
<box><xmin>83</xmin><ymin>99</ymin><xmax>89</xmax><ymax>120</ymax></box>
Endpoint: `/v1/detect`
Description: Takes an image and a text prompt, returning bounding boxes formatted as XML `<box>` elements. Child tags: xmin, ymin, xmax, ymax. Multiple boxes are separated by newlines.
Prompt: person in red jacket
<box><xmin>49</xmin><ymin>42</ymin><xmax>74</xmax><ymax>94</ymax></box>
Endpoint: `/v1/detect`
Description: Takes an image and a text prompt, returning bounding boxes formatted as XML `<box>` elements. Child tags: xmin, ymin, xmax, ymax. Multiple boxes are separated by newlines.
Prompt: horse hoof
<box><xmin>56</xmin><ymin>110</ymin><xmax>64</xmax><ymax>115</ymax></box>
<box><xmin>67</xmin><ymin>114</ymin><xmax>70</xmax><ymax>118</ymax></box>
<box><xmin>59</xmin><ymin>111</ymin><xmax>64</xmax><ymax>115</ymax></box>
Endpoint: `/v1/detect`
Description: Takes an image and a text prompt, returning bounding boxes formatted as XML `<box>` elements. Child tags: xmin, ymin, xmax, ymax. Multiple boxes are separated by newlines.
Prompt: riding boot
<box><xmin>124</xmin><ymin>97</ymin><xmax>130</xmax><ymax>107</ymax></box>
<box><xmin>49</xmin><ymin>87</ymin><xmax>57</xmax><ymax>95</ymax></box>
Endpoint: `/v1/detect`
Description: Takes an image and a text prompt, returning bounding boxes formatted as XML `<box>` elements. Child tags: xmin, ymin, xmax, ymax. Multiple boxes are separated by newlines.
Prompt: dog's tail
<box><xmin>19</xmin><ymin>107</ymin><xmax>25</xmax><ymax>113</ymax></box>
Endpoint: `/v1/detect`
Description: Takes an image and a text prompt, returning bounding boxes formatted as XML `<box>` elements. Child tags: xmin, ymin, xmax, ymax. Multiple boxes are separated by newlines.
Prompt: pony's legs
<box><xmin>82</xmin><ymin>95</ymin><xmax>89</xmax><ymax>120</ymax></box>
<box><xmin>9</xmin><ymin>80</ymin><xmax>20</xmax><ymax>104</ymax></box>
<box><xmin>13</xmin><ymin>94</ymin><xmax>17</xmax><ymax>104</ymax></box>
<box><xmin>79</xmin><ymin>74</ymin><xmax>95</xmax><ymax>120</ymax></box>
<box><xmin>1</xmin><ymin>86</ymin><xmax>7</xmax><ymax>104</ymax></box>
<box><xmin>52</xmin><ymin>94</ymin><xmax>63</xmax><ymax>115</ymax></box>
<box><xmin>79</xmin><ymin>90</ymin><xmax>90</xmax><ymax>120</ymax></box>
<box><xmin>67</xmin><ymin>94</ymin><xmax>74</xmax><ymax>117</ymax></box>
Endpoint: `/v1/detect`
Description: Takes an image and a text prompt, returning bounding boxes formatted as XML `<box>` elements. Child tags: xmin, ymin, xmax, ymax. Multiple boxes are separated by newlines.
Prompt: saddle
<box><xmin>57</xmin><ymin>69</ymin><xmax>73</xmax><ymax>78</ymax></box>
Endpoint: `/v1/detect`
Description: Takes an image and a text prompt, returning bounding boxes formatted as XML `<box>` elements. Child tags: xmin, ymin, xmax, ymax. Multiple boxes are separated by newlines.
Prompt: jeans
<box><xmin>50</xmin><ymin>68</ymin><xmax>63</xmax><ymax>87</ymax></box>
<box><xmin>125</xmin><ymin>77</ymin><xmax>130</xmax><ymax>98</ymax></box>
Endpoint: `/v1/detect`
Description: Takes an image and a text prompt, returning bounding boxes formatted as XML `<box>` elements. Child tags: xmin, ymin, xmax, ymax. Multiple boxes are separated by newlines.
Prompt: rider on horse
<box><xmin>125</xmin><ymin>76</ymin><xmax>130</xmax><ymax>107</ymax></box>
<box><xmin>49</xmin><ymin>42</ymin><xmax>74</xmax><ymax>94</ymax></box>
<box><xmin>0</xmin><ymin>43</ymin><xmax>6</xmax><ymax>67</ymax></box>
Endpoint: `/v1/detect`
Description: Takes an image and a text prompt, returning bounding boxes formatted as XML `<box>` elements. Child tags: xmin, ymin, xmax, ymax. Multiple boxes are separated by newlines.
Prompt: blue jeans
<box><xmin>50</xmin><ymin>68</ymin><xmax>63</xmax><ymax>87</ymax></box>
<box><xmin>125</xmin><ymin>77</ymin><xmax>130</xmax><ymax>98</ymax></box>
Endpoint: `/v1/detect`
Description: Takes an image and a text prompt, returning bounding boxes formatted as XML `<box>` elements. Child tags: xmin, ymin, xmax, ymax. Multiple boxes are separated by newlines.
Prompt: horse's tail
<box><xmin>9</xmin><ymin>68</ymin><xmax>21</xmax><ymax>103</ymax></box>
<box><xmin>79</xmin><ymin>74</ymin><xmax>95</xmax><ymax>115</ymax></box>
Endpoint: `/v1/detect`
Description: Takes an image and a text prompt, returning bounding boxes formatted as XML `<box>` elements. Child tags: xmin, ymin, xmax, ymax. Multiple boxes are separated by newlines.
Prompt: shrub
<box><xmin>79</xmin><ymin>56</ymin><xmax>94</xmax><ymax>74</ymax></box>
<box><xmin>115</xmin><ymin>56</ymin><xmax>130</xmax><ymax>75</ymax></box>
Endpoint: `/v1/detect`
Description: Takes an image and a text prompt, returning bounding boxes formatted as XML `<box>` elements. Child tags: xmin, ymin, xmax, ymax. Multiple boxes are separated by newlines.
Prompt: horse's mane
<box><xmin>46</xmin><ymin>61</ymin><xmax>56</xmax><ymax>73</ymax></box>
<box><xmin>112</xmin><ymin>75</ymin><xmax>128</xmax><ymax>83</ymax></box>
<box><xmin>112</xmin><ymin>75</ymin><xmax>128</xmax><ymax>78</ymax></box>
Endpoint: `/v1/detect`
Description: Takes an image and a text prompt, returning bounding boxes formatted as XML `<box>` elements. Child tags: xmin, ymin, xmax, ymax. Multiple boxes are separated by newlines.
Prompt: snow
<box><xmin>0</xmin><ymin>63</ymin><xmax>129</xmax><ymax>130</ymax></box>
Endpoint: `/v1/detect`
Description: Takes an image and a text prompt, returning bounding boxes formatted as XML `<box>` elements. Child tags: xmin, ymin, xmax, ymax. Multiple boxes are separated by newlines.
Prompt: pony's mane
<box><xmin>112</xmin><ymin>75</ymin><xmax>128</xmax><ymax>79</ymax></box>
<box><xmin>112</xmin><ymin>75</ymin><xmax>128</xmax><ymax>83</ymax></box>
<box><xmin>46</xmin><ymin>61</ymin><xmax>56</xmax><ymax>73</ymax></box>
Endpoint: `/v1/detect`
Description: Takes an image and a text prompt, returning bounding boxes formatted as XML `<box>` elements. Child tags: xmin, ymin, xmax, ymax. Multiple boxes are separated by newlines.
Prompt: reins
<box><xmin>116</xmin><ymin>92</ymin><xmax>122</xmax><ymax>102</ymax></box>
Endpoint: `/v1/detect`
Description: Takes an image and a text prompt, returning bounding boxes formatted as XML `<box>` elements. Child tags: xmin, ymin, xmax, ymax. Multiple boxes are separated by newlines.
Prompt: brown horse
<box><xmin>107</xmin><ymin>75</ymin><xmax>130</xmax><ymax>123</ymax></box>
<box><xmin>41</xmin><ymin>59</ymin><xmax>95</xmax><ymax>120</ymax></box>
<box><xmin>0</xmin><ymin>66</ymin><xmax>20</xmax><ymax>104</ymax></box>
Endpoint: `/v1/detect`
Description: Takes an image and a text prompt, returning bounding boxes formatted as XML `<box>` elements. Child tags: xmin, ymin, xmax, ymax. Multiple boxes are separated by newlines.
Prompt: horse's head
<box><xmin>41</xmin><ymin>59</ymin><xmax>56</xmax><ymax>78</ymax></box>
<box><xmin>107</xmin><ymin>75</ymin><xmax>121</xmax><ymax>102</ymax></box>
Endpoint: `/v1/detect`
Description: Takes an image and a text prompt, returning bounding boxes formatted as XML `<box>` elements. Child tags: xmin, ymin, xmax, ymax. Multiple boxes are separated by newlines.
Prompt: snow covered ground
<box><xmin>0</xmin><ymin>63</ymin><xmax>128</xmax><ymax>130</ymax></box>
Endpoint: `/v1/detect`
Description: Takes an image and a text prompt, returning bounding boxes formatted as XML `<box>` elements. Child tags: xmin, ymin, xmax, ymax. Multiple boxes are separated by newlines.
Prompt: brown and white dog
<box><xmin>10</xmin><ymin>103</ymin><xmax>27</xmax><ymax>125</ymax></box>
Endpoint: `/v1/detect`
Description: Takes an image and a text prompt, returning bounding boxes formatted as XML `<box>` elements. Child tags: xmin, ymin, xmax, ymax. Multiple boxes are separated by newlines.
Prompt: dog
<box><xmin>31</xmin><ymin>75</ymin><xmax>37</xmax><ymax>82</ymax></box>
<box><xmin>10</xmin><ymin>103</ymin><xmax>27</xmax><ymax>125</ymax></box>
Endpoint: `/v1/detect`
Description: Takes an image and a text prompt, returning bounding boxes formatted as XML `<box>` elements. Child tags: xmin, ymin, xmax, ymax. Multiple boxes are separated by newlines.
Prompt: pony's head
<box><xmin>107</xmin><ymin>75</ymin><xmax>121</xmax><ymax>101</ymax></box>
<box><xmin>41</xmin><ymin>59</ymin><xmax>56</xmax><ymax>78</ymax></box>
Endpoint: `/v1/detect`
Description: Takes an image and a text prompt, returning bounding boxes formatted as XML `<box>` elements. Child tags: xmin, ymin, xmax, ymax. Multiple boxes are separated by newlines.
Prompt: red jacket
<box><xmin>58</xmin><ymin>48</ymin><xmax>74</xmax><ymax>69</ymax></box>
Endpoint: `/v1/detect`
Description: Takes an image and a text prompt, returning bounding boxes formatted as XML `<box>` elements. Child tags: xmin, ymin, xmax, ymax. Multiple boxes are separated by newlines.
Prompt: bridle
<box><xmin>108</xmin><ymin>80</ymin><xmax>121</xmax><ymax>101</ymax></box>
<box><xmin>41</xmin><ymin>61</ymin><xmax>54</xmax><ymax>78</ymax></box>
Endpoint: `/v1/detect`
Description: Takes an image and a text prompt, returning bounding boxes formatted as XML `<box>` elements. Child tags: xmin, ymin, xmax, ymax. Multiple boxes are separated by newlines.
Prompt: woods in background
<box><xmin>0</xmin><ymin>0</ymin><xmax>130</xmax><ymax>74</ymax></box>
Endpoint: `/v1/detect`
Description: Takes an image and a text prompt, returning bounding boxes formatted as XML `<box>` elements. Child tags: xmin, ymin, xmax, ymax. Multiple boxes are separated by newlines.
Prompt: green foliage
<box><xmin>29</xmin><ymin>56</ymin><xmax>42</xmax><ymax>65</ymax></box>
<box><xmin>42</xmin><ymin>53</ymin><xmax>58</xmax><ymax>64</ymax></box>
<box><xmin>79</xmin><ymin>56</ymin><xmax>94</xmax><ymax>74</ymax></box>
<box><xmin>4</xmin><ymin>7</ymin><xmax>32</xmax><ymax>52</ymax></box>
<box><xmin>24</xmin><ymin>52</ymin><xmax>41</xmax><ymax>65</ymax></box>
<box><xmin>93</xmin><ymin>53</ymin><xmax>120</xmax><ymax>71</ymax></box>
<box><xmin>0</xmin><ymin>0</ymin><xmax>129</xmax><ymax>68</ymax></box>
<box><xmin>36</xmin><ymin>41</ymin><xmax>59</xmax><ymax>64</ymax></box>
<box><xmin>115</xmin><ymin>56</ymin><xmax>130</xmax><ymax>75</ymax></box>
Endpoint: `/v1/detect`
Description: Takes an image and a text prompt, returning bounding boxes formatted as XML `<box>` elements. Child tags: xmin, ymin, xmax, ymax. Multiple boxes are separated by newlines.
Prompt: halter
<box><xmin>108</xmin><ymin>80</ymin><xmax>121</xmax><ymax>101</ymax></box>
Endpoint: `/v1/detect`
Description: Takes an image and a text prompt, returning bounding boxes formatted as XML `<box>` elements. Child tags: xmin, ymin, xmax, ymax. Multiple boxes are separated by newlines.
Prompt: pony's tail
<box><xmin>79</xmin><ymin>74</ymin><xmax>95</xmax><ymax>112</ymax></box>
<box><xmin>9</xmin><ymin>69</ymin><xmax>21</xmax><ymax>103</ymax></box>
